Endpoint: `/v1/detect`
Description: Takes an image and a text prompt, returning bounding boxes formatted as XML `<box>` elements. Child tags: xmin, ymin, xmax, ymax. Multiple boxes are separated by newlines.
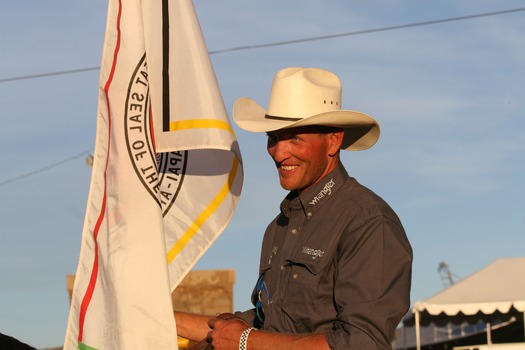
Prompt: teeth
<box><xmin>281</xmin><ymin>165</ymin><xmax>297</xmax><ymax>171</ymax></box>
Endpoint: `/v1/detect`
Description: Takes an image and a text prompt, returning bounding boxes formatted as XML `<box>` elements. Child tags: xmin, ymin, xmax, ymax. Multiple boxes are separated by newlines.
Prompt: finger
<box><xmin>206</xmin><ymin>330</ymin><xmax>213</xmax><ymax>343</ymax></box>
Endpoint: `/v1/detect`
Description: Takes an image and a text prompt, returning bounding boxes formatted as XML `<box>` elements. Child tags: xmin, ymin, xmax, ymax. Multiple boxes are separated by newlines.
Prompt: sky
<box><xmin>1</xmin><ymin>1</ymin><xmax>524</xmax><ymax>348</ymax></box>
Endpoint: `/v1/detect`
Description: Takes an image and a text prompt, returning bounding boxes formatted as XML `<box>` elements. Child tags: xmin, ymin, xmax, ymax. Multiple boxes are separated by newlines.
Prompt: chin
<box><xmin>279</xmin><ymin>181</ymin><xmax>296</xmax><ymax>191</ymax></box>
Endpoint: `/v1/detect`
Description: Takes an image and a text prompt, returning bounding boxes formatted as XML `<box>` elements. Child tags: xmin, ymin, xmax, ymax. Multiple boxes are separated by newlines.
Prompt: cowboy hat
<box><xmin>232</xmin><ymin>67</ymin><xmax>380</xmax><ymax>151</ymax></box>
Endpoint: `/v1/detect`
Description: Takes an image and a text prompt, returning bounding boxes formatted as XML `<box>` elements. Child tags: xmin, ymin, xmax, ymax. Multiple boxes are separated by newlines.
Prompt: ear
<box><xmin>328</xmin><ymin>131</ymin><xmax>344</xmax><ymax>156</ymax></box>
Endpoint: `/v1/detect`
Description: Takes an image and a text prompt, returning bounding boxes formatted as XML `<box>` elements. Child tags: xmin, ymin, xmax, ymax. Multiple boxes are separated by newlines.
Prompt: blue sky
<box><xmin>1</xmin><ymin>1</ymin><xmax>524</xmax><ymax>348</ymax></box>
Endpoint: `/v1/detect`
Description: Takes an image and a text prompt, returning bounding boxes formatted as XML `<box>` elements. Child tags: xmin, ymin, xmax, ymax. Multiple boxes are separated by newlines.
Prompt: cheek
<box><xmin>306</xmin><ymin>143</ymin><xmax>329</xmax><ymax>161</ymax></box>
<box><xmin>266</xmin><ymin>144</ymin><xmax>275</xmax><ymax>157</ymax></box>
<box><xmin>308</xmin><ymin>147</ymin><xmax>331</xmax><ymax>171</ymax></box>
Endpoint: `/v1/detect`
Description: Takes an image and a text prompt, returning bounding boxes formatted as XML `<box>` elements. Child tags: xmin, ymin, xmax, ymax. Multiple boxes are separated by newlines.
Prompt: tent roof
<box><xmin>405</xmin><ymin>257</ymin><xmax>525</xmax><ymax>326</ymax></box>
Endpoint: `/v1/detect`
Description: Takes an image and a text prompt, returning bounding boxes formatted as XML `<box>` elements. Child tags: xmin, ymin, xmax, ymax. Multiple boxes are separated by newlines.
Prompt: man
<box><xmin>175</xmin><ymin>67</ymin><xmax>412</xmax><ymax>350</ymax></box>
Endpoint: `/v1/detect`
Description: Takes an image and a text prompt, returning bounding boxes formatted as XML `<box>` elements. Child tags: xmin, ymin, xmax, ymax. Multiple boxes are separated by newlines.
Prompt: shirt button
<box><xmin>292</xmin><ymin>273</ymin><xmax>299</xmax><ymax>279</ymax></box>
<box><xmin>280</xmin><ymin>265</ymin><xmax>285</xmax><ymax>271</ymax></box>
<box><xmin>307</xmin><ymin>212</ymin><xmax>313</xmax><ymax>218</ymax></box>
<box><xmin>291</xmin><ymin>228</ymin><xmax>297</xmax><ymax>235</ymax></box>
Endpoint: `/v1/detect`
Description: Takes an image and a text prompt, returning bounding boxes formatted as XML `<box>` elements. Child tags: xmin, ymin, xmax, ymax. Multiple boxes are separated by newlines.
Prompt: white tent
<box><xmin>404</xmin><ymin>257</ymin><xmax>525</xmax><ymax>350</ymax></box>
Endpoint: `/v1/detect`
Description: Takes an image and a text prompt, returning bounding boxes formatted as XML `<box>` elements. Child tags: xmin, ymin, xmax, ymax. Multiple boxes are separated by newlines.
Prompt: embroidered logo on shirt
<box><xmin>268</xmin><ymin>245</ymin><xmax>279</xmax><ymax>265</ymax></box>
<box><xmin>302</xmin><ymin>246</ymin><xmax>325</xmax><ymax>260</ymax></box>
<box><xmin>309</xmin><ymin>178</ymin><xmax>335</xmax><ymax>205</ymax></box>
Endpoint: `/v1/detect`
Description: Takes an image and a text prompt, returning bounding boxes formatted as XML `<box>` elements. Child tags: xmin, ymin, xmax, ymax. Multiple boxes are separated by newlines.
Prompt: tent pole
<box><xmin>523</xmin><ymin>310</ymin><xmax>525</xmax><ymax>342</ymax></box>
<box><xmin>486</xmin><ymin>322</ymin><xmax>492</xmax><ymax>345</ymax></box>
<box><xmin>416</xmin><ymin>311</ymin><xmax>421</xmax><ymax>350</ymax></box>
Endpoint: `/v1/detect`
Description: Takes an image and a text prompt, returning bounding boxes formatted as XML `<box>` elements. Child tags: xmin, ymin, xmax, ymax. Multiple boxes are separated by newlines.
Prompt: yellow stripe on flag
<box><xmin>167</xmin><ymin>156</ymin><xmax>240</xmax><ymax>264</ymax></box>
<box><xmin>169</xmin><ymin>119</ymin><xmax>235</xmax><ymax>135</ymax></box>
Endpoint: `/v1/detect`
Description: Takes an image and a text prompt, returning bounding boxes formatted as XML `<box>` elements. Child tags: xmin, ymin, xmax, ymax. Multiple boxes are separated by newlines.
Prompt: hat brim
<box><xmin>233</xmin><ymin>97</ymin><xmax>380</xmax><ymax>151</ymax></box>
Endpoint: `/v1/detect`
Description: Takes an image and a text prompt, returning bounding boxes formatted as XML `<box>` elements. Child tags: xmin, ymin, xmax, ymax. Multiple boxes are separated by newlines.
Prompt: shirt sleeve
<box><xmin>326</xmin><ymin>215</ymin><xmax>413</xmax><ymax>350</ymax></box>
<box><xmin>235</xmin><ymin>308</ymin><xmax>258</xmax><ymax>327</ymax></box>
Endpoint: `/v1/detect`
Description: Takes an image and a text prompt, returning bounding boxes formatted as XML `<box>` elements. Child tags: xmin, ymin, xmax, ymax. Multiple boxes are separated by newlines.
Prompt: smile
<box><xmin>280</xmin><ymin>165</ymin><xmax>298</xmax><ymax>171</ymax></box>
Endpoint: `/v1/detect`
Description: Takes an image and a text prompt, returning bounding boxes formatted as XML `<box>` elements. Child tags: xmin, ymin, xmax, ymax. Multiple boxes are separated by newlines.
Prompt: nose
<box><xmin>267</xmin><ymin>139</ymin><xmax>289</xmax><ymax>163</ymax></box>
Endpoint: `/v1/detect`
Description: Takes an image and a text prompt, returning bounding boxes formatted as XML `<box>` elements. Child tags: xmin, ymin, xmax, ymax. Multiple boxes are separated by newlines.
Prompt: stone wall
<box><xmin>67</xmin><ymin>268</ymin><xmax>236</xmax><ymax>314</ymax></box>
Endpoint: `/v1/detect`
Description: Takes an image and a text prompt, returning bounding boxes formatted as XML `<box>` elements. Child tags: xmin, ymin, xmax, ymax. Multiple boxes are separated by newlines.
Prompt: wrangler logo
<box><xmin>309</xmin><ymin>179</ymin><xmax>335</xmax><ymax>205</ymax></box>
<box><xmin>302</xmin><ymin>246</ymin><xmax>325</xmax><ymax>260</ymax></box>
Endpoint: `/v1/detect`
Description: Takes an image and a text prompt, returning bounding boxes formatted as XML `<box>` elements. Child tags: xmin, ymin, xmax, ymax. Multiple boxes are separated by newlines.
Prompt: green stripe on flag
<box><xmin>79</xmin><ymin>342</ymin><xmax>99</xmax><ymax>350</ymax></box>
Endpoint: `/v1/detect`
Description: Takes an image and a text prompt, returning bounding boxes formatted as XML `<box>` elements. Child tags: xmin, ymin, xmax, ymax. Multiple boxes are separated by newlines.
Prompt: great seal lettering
<box><xmin>124</xmin><ymin>54</ymin><xmax>187</xmax><ymax>217</ymax></box>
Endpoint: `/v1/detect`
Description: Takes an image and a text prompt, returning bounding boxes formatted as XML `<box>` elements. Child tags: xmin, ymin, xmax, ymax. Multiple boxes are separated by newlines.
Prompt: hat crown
<box><xmin>232</xmin><ymin>66</ymin><xmax>380</xmax><ymax>151</ymax></box>
<box><xmin>267</xmin><ymin>67</ymin><xmax>342</xmax><ymax>119</ymax></box>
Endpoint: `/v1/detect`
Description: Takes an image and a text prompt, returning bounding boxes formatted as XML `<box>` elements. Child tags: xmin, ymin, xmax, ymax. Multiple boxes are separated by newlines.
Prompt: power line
<box><xmin>209</xmin><ymin>7</ymin><xmax>525</xmax><ymax>54</ymax></box>
<box><xmin>1</xmin><ymin>7</ymin><xmax>524</xmax><ymax>187</ymax></box>
<box><xmin>1</xmin><ymin>7</ymin><xmax>524</xmax><ymax>83</ymax></box>
<box><xmin>0</xmin><ymin>150</ymin><xmax>92</xmax><ymax>188</ymax></box>
<box><xmin>0</xmin><ymin>67</ymin><xmax>100</xmax><ymax>83</ymax></box>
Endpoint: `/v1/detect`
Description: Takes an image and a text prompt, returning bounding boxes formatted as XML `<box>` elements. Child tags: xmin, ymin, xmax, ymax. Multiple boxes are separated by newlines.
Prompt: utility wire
<box><xmin>0</xmin><ymin>67</ymin><xmax>100</xmax><ymax>83</ymax></box>
<box><xmin>0</xmin><ymin>150</ymin><xmax>92</xmax><ymax>187</ymax></box>
<box><xmin>209</xmin><ymin>7</ymin><xmax>525</xmax><ymax>54</ymax></box>
<box><xmin>1</xmin><ymin>7</ymin><xmax>524</xmax><ymax>187</ymax></box>
<box><xmin>1</xmin><ymin>7</ymin><xmax>524</xmax><ymax>83</ymax></box>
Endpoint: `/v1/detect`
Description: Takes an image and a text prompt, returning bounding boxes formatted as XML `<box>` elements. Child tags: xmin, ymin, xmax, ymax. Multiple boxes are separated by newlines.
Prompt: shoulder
<box><xmin>336</xmin><ymin>176</ymin><xmax>400</xmax><ymax>223</ymax></box>
<box><xmin>336</xmin><ymin>177</ymin><xmax>411</xmax><ymax>253</ymax></box>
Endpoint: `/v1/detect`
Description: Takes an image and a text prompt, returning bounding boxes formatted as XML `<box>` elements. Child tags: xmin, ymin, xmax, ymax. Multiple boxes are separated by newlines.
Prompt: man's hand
<box><xmin>207</xmin><ymin>313</ymin><xmax>250</xmax><ymax>350</ymax></box>
<box><xmin>179</xmin><ymin>311</ymin><xmax>330</xmax><ymax>350</ymax></box>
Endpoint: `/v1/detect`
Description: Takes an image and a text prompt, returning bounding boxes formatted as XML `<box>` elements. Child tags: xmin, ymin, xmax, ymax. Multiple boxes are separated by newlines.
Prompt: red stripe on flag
<box><xmin>78</xmin><ymin>0</ymin><xmax>123</xmax><ymax>342</ymax></box>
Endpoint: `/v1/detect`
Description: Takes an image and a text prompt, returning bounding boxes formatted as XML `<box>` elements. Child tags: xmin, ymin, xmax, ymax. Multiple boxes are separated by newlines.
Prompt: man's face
<box><xmin>266</xmin><ymin>126</ymin><xmax>343</xmax><ymax>193</ymax></box>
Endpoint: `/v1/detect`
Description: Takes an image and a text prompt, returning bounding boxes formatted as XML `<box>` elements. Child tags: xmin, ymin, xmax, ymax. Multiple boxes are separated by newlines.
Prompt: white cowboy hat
<box><xmin>233</xmin><ymin>67</ymin><xmax>380</xmax><ymax>151</ymax></box>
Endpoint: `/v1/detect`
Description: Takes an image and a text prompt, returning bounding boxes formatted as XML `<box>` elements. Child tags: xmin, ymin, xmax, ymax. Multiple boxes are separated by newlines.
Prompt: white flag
<box><xmin>64</xmin><ymin>0</ymin><xmax>243</xmax><ymax>348</ymax></box>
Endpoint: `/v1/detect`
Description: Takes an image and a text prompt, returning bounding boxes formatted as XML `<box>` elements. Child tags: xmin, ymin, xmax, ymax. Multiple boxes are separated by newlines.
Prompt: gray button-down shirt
<box><xmin>238</xmin><ymin>164</ymin><xmax>412</xmax><ymax>349</ymax></box>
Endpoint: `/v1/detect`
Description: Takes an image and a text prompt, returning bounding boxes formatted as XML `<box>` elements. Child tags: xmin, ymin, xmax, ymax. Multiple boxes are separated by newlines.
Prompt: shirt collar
<box><xmin>280</xmin><ymin>163</ymin><xmax>348</xmax><ymax>218</ymax></box>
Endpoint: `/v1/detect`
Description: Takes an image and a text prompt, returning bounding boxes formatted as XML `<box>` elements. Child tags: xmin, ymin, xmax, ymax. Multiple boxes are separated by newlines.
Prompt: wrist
<box><xmin>239</xmin><ymin>327</ymin><xmax>256</xmax><ymax>350</ymax></box>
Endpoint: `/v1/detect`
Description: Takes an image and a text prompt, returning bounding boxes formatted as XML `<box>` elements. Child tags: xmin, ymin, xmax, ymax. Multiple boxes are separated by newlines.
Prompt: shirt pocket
<box><xmin>279</xmin><ymin>253</ymin><xmax>336</xmax><ymax>332</ymax></box>
<box><xmin>284</xmin><ymin>253</ymin><xmax>332</xmax><ymax>302</ymax></box>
